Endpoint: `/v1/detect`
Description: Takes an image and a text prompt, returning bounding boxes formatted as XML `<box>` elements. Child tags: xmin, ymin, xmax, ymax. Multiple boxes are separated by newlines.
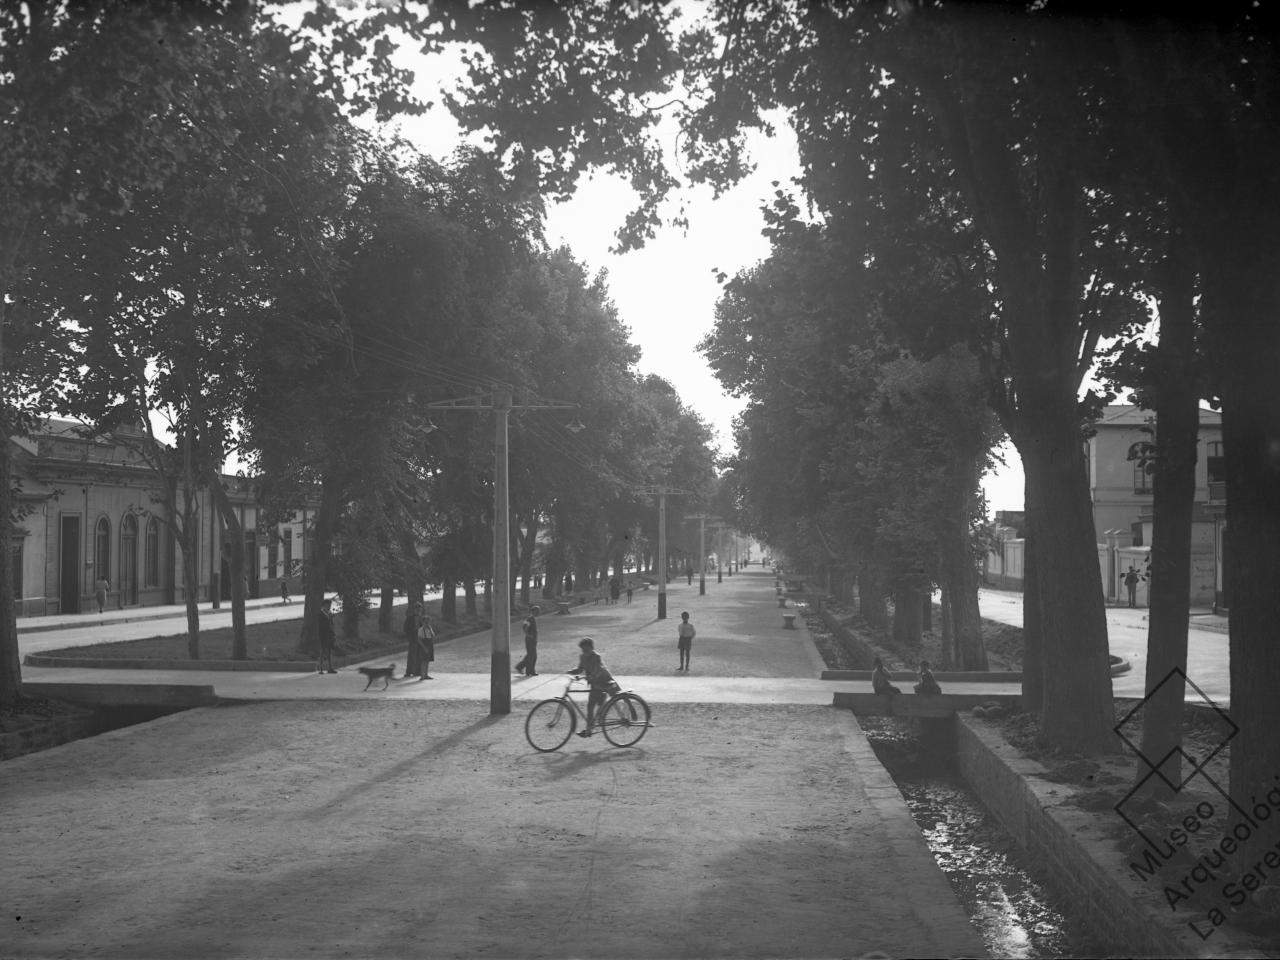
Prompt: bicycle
<box><xmin>524</xmin><ymin>675</ymin><xmax>652</xmax><ymax>752</ymax></box>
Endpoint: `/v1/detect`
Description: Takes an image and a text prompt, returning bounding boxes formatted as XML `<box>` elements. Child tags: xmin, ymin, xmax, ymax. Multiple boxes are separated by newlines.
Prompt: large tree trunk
<box><xmin>1211</xmin><ymin>250</ymin><xmax>1280</xmax><ymax>875</ymax></box>
<box><xmin>0</xmin><ymin>404</ymin><xmax>19</xmax><ymax>706</ymax></box>
<box><xmin>1135</xmin><ymin>227</ymin><xmax>1199</xmax><ymax>799</ymax></box>
<box><xmin>938</xmin><ymin>490</ymin><xmax>987</xmax><ymax>670</ymax></box>
<box><xmin>1021</xmin><ymin>496</ymin><xmax>1044</xmax><ymax>713</ymax></box>
<box><xmin>441</xmin><ymin>575</ymin><xmax>457</xmax><ymax>624</ymax></box>
<box><xmin>938</xmin><ymin>585</ymin><xmax>955</xmax><ymax>670</ymax></box>
<box><xmin>179</xmin><ymin>514</ymin><xmax>202</xmax><ymax>660</ymax></box>
<box><xmin>298</xmin><ymin>473</ymin><xmax>341</xmax><ymax>655</ymax></box>
<box><xmin>207</xmin><ymin>475</ymin><xmax>247</xmax><ymax>660</ymax></box>
<box><xmin>378</xmin><ymin>583</ymin><xmax>394</xmax><ymax>634</ymax></box>
<box><xmin>892</xmin><ymin>581</ymin><xmax>923</xmax><ymax>646</ymax></box>
<box><xmin>1018</xmin><ymin>411</ymin><xmax>1114</xmax><ymax>752</ymax></box>
<box><xmin>858</xmin><ymin>561</ymin><xmax>889</xmax><ymax>629</ymax></box>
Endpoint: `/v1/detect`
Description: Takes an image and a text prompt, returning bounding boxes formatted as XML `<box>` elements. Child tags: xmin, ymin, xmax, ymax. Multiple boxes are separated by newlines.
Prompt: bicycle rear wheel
<box><xmin>600</xmin><ymin>693</ymin><xmax>650</xmax><ymax>747</ymax></box>
<box><xmin>525</xmin><ymin>698</ymin><xmax>575</xmax><ymax>752</ymax></box>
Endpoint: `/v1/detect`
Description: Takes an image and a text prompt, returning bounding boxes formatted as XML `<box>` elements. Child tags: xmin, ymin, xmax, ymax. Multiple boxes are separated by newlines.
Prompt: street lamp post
<box><xmin>657</xmin><ymin>490</ymin><xmax>667</xmax><ymax>620</ymax></box>
<box><xmin>699</xmin><ymin>515</ymin><xmax>706</xmax><ymax>596</ymax></box>
<box><xmin>429</xmin><ymin>387</ymin><xmax>577</xmax><ymax>715</ymax></box>
<box><xmin>492</xmin><ymin>388</ymin><xmax>511</xmax><ymax>711</ymax></box>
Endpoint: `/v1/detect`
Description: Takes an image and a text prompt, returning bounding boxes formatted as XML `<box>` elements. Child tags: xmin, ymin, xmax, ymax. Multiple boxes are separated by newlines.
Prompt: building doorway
<box><xmin>120</xmin><ymin>513</ymin><xmax>139</xmax><ymax>606</ymax></box>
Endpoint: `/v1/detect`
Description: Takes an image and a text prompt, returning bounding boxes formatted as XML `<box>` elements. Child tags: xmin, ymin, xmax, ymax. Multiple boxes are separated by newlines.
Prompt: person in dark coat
<box><xmin>914</xmin><ymin>659</ymin><xmax>942</xmax><ymax>695</ymax></box>
<box><xmin>872</xmin><ymin>656</ymin><xmax>901</xmax><ymax>695</ymax></box>
<box><xmin>515</xmin><ymin>606</ymin><xmax>540</xmax><ymax>676</ymax></box>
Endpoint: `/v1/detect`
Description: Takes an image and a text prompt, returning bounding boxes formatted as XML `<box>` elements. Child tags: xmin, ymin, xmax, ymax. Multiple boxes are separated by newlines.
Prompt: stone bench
<box><xmin>783</xmin><ymin>613</ymin><xmax>797</xmax><ymax>629</ymax></box>
<box><xmin>832</xmin><ymin>691</ymin><xmax>1021</xmax><ymax>718</ymax></box>
<box><xmin>555</xmin><ymin>601</ymin><xmax>572</xmax><ymax>615</ymax></box>
<box><xmin>777</xmin><ymin>596</ymin><xmax>787</xmax><ymax>608</ymax></box>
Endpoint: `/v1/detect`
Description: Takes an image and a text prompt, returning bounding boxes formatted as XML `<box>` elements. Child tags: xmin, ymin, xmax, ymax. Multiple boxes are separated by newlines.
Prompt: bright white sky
<box><xmin>385</xmin><ymin>33</ymin><xmax>1027</xmax><ymax>513</ymax></box>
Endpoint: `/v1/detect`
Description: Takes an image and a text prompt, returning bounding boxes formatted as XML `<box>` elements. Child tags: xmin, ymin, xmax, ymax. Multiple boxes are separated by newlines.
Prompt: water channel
<box><xmin>862</xmin><ymin>717</ymin><xmax>1107</xmax><ymax>958</ymax></box>
<box><xmin>805</xmin><ymin>610</ymin><xmax>1106</xmax><ymax>957</ymax></box>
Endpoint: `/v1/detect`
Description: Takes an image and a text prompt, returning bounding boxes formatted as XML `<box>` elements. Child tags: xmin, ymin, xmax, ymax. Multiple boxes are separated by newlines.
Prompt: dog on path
<box><xmin>356</xmin><ymin>664</ymin><xmax>397</xmax><ymax>691</ymax></box>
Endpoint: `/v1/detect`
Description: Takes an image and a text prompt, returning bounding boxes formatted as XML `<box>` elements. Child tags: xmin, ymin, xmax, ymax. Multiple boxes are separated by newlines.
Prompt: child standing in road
<box><xmin>677</xmin><ymin>611</ymin><xmax>695</xmax><ymax>672</ymax></box>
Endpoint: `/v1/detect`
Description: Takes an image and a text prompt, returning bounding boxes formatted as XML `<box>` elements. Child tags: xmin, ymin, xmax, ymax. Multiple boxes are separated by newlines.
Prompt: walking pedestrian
<box><xmin>1124</xmin><ymin>565</ymin><xmax>1140</xmax><ymax>608</ymax></box>
<box><xmin>516</xmin><ymin>605</ymin><xmax>540</xmax><ymax>676</ymax></box>
<box><xmin>677</xmin><ymin>611</ymin><xmax>695</xmax><ymax>671</ymax></box>
<box><xmin>626</xmin><ymin>582</ymin><xmax>633</xmax><ymax>604</ymax></box>
<box><xmin>94</xmin><ymin>576</ymin><xmax>110</xmax><ymax>614</ymax></box>
<box><xmin>686</xmin><ymin>565</ymin><xmax>693</xmax><ymax>586</ymax></box>
<box><xmin>317</xmin><ymin>598</ymin><xmax>337</xmax><ymax>674</ymax></box>
<box><xmin>279</xmin><ymin>579</ymin><xmax>291</xmax><ymax>604</ymax></box>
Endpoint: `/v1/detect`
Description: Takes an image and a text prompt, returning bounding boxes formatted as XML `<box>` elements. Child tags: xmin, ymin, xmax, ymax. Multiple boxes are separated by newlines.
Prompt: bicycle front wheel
<box><xmin>600</xmin><ymin>693</ymin><xmax>650</xmax><ymax>747</ymax></box>
<box><xmin>525</xmin><ymin>698</ymin><xmax>576</xmax><ymax>752</ymax></box>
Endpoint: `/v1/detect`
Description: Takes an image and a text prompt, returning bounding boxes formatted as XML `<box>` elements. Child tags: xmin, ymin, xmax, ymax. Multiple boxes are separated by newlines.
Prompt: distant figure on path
<box><xmin>516</xmin><ymin>606</ymin><xmax>540</xmax><ymax>676</ymax></box>
<box><xmin>279</xmin><ymin>579</ymin><xmax>291</xmax><ymax>604</ymax></box>
<box><xmin>914</xmin><ymin>659</ymin><xmax>942</xmax><ymax>695</ymax></box>
<box><xmin>677</xmin><ymin>611</ymin><xmax>696</xmax><ymax>672</ymax></box>
<box><xmin>317</xmin><ymin>598</ymin><xmax>337</xmax><ymax>674</ymax></box>
<box><xmin>686</xmin><ymin>565</ymin><xmax>693</xmax><ymax>586</ymax></box>
<box><xmin>626</xmin><ymin>582</ymin><xmax>633</xmax><ymax>604</ymax></box>
<box><xmin>872</xmin><ymin>657</ymin><xmax>901</xmax><ymax>695</ymax></box>
<box><xmin>94</xmin><ymin>576</ymin><xmax>110</xmax><ymax>614</ymax></box>
<box><xmin>417</xmin><ymin>612</ymin><xmax>436</xmax><ymax>679</ymax></box>
<box><xmin>1124</xmin><ymin>566</ymin><xmax>1140</xmax><ymax>607</ymax></box>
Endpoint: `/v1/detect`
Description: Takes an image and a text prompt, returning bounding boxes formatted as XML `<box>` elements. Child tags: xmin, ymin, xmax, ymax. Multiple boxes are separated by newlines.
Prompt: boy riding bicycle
<box><xmin>569</xmin><ymin>637</ymin><xmax>619</xmax><ymax>737</ymax></box>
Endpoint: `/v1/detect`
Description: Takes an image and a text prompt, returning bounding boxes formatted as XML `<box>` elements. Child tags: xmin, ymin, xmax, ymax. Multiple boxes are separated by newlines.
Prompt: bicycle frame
<box><xmin>524</xmin><ymin>675</ymin><xmax>651</xmax><ymax>752</ymax></box>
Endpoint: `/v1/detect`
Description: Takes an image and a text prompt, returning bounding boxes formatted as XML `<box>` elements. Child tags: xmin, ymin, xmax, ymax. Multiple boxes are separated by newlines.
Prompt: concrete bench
<box><xmin>783</xmin><ymin>613</ymin><xmax>797</xmax><ymax>629</ymax></box>
<box><xmin>555</xmin><ymin>601</ymin><xmax>572</xmax><ymax>615</ymax></box>
<box><xmin>777</xmin><ymin>596</ymin><xmax>787</xmax><ymax>608</ymax></box>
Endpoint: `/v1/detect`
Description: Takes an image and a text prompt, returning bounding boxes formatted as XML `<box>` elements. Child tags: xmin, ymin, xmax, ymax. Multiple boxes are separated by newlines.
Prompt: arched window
<box><xmin>94</xmin><ymin>517</ymin><xmax>111</xmax><ymax>582</ymax></box>
<box><xmin>145</xmin><ymin>517</ymin><xmax>161</xmax><ymax>587</ymax></box>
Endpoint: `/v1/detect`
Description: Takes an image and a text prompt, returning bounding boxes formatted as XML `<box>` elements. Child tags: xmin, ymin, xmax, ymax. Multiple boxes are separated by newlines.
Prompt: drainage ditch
<box><xmin>804</xmin><ymin>607</ymin><xmax>1106</xmax><ymax>957</ymax></box>
<box><xmin>861</xmin><ymin>717</ymin><xmax>1108</xmax><ymax>958</ymax></box>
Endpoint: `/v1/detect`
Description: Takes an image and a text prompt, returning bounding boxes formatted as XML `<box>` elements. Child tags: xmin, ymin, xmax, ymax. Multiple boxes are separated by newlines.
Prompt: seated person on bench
<box><xmin>872</xmin><ymin>657</ymin><xmax>901</xmax><ymax>695</ymax></box>
<box><xmin>914</xmin><ymin>659</ymin><xmax>942</xmax><ymax>695</ymax></box>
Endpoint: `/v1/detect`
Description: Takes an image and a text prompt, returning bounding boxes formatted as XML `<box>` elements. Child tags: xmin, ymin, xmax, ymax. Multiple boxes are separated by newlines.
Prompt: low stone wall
<box><xmin>814</xmin><ymin>606</ymin><xmax>879</xmax><ymax>670</ymax></box>
<box><xmin>954</xmin><ymin>718</ymin><xmax>1266</xmax><ymax>958</ymax></box>
<box><xmin>1</xmin><ymin>711</ymin><xmax>101</xmax><ymax>762</ymax></box>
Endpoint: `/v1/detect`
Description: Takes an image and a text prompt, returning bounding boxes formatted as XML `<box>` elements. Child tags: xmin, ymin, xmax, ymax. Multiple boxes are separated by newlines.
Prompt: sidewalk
<box><xmin>5</xmin><ymin>570</ymin><xmax>988</xmax><ymax>960</ymax></box>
